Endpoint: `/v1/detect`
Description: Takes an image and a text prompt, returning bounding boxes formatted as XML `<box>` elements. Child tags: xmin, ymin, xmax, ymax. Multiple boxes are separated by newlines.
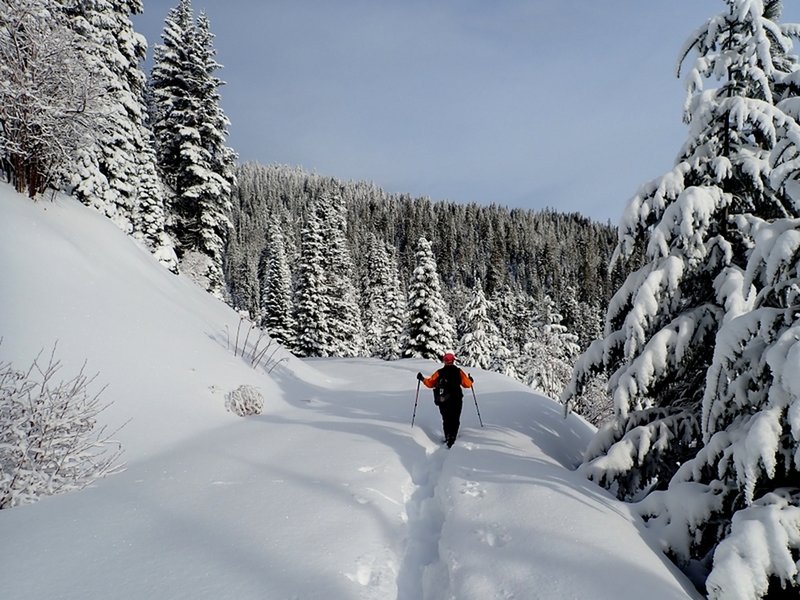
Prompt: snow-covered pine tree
<box><xmin>260</xmin><ymin>227</ymin><xmax>295</xmax><ymax>348</ymax></box>
<box><xmin>491</xmin><ymin>285</ymin><xmax>538</xmax><ymax>374</ymax></box>
<box><xmin>403</xmin><ymin>237</ymin><xmax>455</xmax><ymax>360</ymax></box>
<box><xmin>361</xmin><ymin>234</ymin><xmax>394</xmax><ymax>357</ymax></box>
<box><xmin>456</xmin><ymin>279</ymin><xmax>507</xmax><ymax>370</ymax></box>
<box><xmin>639</xmin><ymin>48</ymin><xmax>800</xmax><ymax>591</ymax></box>
<box><xmin>148</xmin><ymin>0</ymin><xmax>191</xmax><ymax>188</ymax></box>
<box><xmin>61</xmin><ymin>0</ymin><xmax>177</xmax><ymax>271</ymax></box>
<box><xmin>563</xmin><ymin>0</ymin><xmax>800</xmax><ymax>501</ymax></box>
<box><xmin>518</xmin><ymin>294</ymin><xmax>579</xmax><ymax>399</ymax></box>
<box><xmin>149</xmin><ymin>0</ymin><xmax>234</xmax><ymax>297</ymax></box>
<box><xmin>194</xmin><ymin>11</ymin><xmax>237</xmax><ymax>191</ymax></box>
<box><xmin>318</xmin><ymin>195</ymin><xmax>365</xmax><ymax>357</ymax></box>
<box><xmin>560</xmin><ymin>284</ymin><xmax>604</xmax><ymax>349</ymax></box>
<box><xmin>379</xmin><ymin>245</ymin><xmax>407</xmax><ymax>361</ymax></box>
<box><xmin>293</xmin><ymin>199</ymin><xmax>329</xmax><ymax>357</ymax></box>
<box><xmin>639</xmin><ymin>215</ymin><xmax>800</xmax><ymax>598</ymax></box>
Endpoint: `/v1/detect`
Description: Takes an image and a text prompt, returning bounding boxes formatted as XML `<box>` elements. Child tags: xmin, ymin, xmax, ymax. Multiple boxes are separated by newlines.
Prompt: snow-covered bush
<box><xmin>568</xmin><ymin>373</ymin><xmax>613</xmax><ymax>426</ymax></box>
<box><xmin>518</xmin><ymin>294</ymin><xmax>580</xmax><ymax>400</ymax></box>
<box><xmin>0</xmin><ymin>347</ymin><xmax>123</xmax><ymax>509</ymax></box>
<box><xmin>224</xmin><ymin>384</ymin><xmax>263</xmax><ymax>417</ymax></box>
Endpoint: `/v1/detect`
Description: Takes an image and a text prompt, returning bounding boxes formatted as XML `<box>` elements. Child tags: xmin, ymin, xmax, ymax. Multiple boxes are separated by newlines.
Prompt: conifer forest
<box><xmin>224</xmin><ymin>163</ymin><xmax>621</xmax><ymax>414</ymax></box>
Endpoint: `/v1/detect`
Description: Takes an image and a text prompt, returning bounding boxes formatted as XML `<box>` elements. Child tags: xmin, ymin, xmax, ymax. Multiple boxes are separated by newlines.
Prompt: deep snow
<box><xmin>0</xmin><ymin>186</ymin><xmax>701</xmax><ymax>599</ymax></box>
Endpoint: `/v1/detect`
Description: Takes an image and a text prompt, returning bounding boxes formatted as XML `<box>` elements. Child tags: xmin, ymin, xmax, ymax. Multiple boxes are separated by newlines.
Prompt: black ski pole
<box><xmin>411</xmin><ymin>380</ymin><xmax>421</xmax><ymax>427</ymax></box>
<box><xmin>471</xmin><ymin>385</ymin><xmax>484</xmax><ymax>427</ymax></box>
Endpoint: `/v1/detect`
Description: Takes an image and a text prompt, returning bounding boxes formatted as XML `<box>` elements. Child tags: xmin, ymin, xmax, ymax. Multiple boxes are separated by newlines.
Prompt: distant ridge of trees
<box><xmin>226</xmin><ymin>162</ymin><xmax>621</xmax><ymax>331</ymax></box>
<box><xmin>223</xmin><ymin>162</ymin><xmax>621</xmax><ymax>409</ymax></box>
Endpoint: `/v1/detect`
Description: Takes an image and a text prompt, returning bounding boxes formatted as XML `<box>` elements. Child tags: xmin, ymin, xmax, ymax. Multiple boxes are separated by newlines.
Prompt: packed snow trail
<box><xmin>0</xmin><ymin>191</ymin><xmax>703</xmax><ymax>599</ymax></box>
<box><xmin>397</xmin><ymin>438</ymin><xmax>448</xmax><ymax>600</ymax></box>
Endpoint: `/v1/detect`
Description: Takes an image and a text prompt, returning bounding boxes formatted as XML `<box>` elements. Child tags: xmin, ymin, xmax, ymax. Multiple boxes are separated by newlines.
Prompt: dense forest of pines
<box><xmin>227</xmin><ymin>164</ymin><xmax>620</xmax><ymax>316</ymax></box>
<box><xmin>223</xmin><ymin>163</ymin><xmax>621</xmax><ymax>407</ymax></box>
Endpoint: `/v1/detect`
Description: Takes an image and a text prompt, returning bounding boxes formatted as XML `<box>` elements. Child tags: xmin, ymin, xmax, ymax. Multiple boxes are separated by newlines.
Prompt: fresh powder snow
<box><xmin>0</xmin><ymin>184</ymin><xmax>701</xmax><ymax>599</ymax></box>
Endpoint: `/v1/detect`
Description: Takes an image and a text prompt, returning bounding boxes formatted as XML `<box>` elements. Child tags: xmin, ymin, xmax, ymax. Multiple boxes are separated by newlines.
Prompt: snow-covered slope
<box><xmin>0</xmin><ymin>187</ymin><xmax>701</xmax><ymax>599</ymax></box>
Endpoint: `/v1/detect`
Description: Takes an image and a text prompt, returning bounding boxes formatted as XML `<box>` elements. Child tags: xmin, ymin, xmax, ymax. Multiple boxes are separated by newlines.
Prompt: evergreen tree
<box><xmin>291</xmin><ymin>195</ymin><xmax>364</xmax><ymax>357</ymax></box>
<box><xmin>318</xmin><ymin>195</ymin><xmax>364</xmax><ymax>356</ymax></box>
<box><xmin>519</xmin><ymin>295</ymin><xmax>579</xmax><ymax>399</ymax></box>
<box><xmin>560</xmin><ymin>284</ymin><xmax>603</xmax><ymax>349</ymax></box>
<box><xmin>195</xmin><ymin>12</ymin><xmax>237</xmax><ymax>191</ymax></box>
<box><xmin>379</xmin><ymin>246</ymin><xmax>407</xmax><ymax>361</ymax></box>
<box><xmin>457</xmin><ymin>280</ymin><xmax>506</xmax><ymax>370</ymax></box>
<box><xmin>149</xmin><ymin>0</ymin><xmax>234</xmax><ymax>296</ymax></box>
<box><xmin>361</xmin><ymin>235</ymin><xmax>394</xmax><ymax>356</ymax></box>
<box><xmin>148</xmin><ymin>0</ymin><xmax>192</xmax><ymax>186</ymax></box>
<box><xmin>639</xmin><ymin>215</ymin><xmax>800</xmax><ymax>598</ymax></box>
<box><xmin>260</xmin><ymin>227</ymin><xmax>294</xmax><ymax>348</ymax></box>
<box><xmin>563</xmin><ymin>0</ymin><xmax>800</xmax><ymax>501</ymax></box>
<box><xmin>404</xmin><ymin>237</ymin><xmax>455</xmax><ymax>360</ymax></box>
<box><xmin>293</xmin><ymin>201</ymin><xmax>328</xmax><ymax>357</ymax></box>
<box><xmin>638</xmin><ymin>8</ymin><xmax>800</xmax><ymax>587</ymax></box>
<box><xmin>63</xmin><ymin>0</ymin><xmax>177</xmax><ymax>271</ymax></box>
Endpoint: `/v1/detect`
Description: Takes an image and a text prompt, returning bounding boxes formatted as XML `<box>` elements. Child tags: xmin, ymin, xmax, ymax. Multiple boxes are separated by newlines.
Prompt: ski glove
<box><xmin>468</xmin><ymin>374</ymin><xmax>474</xmax><ymax>382</ymax></box>
<box><xmin>417</xmin><ymin>372</ymin><xmax>424</xmax><ymax>382</ymax></box>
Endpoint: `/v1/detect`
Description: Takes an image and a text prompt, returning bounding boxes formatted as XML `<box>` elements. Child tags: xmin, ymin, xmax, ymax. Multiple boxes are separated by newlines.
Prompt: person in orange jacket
<box><xmin>417</xmin><ymin>352</ymin><xmax>473</xmax><ymax>448</ymax></box>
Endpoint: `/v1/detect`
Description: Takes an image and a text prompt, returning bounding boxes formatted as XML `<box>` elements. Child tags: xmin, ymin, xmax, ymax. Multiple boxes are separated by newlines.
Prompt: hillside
<box><xmin>0</xmin><ymin>186</ymin><xmax>699</xmax><ymax>599</ymax></box>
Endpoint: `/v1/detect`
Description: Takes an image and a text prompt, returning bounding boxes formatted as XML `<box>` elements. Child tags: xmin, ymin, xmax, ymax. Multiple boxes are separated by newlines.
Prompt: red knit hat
<box><xmin>442</xmin><ymin>352</ymin><xmax>456</xmax><ymax>364</ymax></box>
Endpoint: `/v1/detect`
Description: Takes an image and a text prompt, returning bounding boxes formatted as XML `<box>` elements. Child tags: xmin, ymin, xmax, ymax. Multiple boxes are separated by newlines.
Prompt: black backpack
<box><xmin>434</xmin><ymin>364</ymin><xmax>463</xmax><ymax>405</ymax></box>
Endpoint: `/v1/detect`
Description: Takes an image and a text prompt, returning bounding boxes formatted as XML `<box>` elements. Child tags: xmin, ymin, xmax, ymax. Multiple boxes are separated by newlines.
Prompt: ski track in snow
<box><xmin>396</xmin><ymin>434</ymin><xmax>451</xmax><ymax>600</ymax></box>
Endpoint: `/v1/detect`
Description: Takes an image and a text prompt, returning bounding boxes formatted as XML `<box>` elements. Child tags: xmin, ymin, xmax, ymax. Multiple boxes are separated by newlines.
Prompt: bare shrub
<box><xmin>226</xmin><ymin>313</ymin><xmax>288</xmax><ymax>374</ymax></box>
<box><xmin>224</xmin><ymin>384</ymin><xmax>263</xmax><ymax>417</ymax></box>
<box><xmin>0</xmin><ymin>344</ymin><xmax>124</xmax><ymax>509</ymax></box>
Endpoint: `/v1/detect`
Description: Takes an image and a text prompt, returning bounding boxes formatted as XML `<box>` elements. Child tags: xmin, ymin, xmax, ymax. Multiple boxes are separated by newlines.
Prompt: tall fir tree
<box><xmin>361</xmin><ymin>235</ymin><xmax>394</xmax><ymax>356</ymax></box>
<box><xmin>633</xmin><ymin>3</ymin><xmax>800</xmax><ymax>591</ymax></box>
<box><xmin>563</xmin><ymin>0</ymin><xmax>800</xmax><ymax>502</ymax></box>
<box><xmin>379</xmin><ymin>245</ymin><xmax>407</xmax><ymax>361</ymax></box>
<box><xmin>62</xmin><ymin>0</ymin><xmax>177</xmax><ymax>271</ymax></box>
<box><xmin>293</xmin><ymin>201</ymin><xmax>328</xmax><ymax>357</ymax></box>
<box><xmin>456</xmin><ymin>280</ymin><xmax>507</xmax><ymax>370</ymax></box>
<box><xmin>403</xmin><ymin>237</ymin><xmax>455</xmax><ymax>360</ymax></box>
<box><xmin>148</xmin><ymin>0</ymin><xmax>234</xmax><ymax>296</ymax></box>
<box><xmin>318</xmin><ymin>195</ymin><xmax>365</xmax><ymax>357</ymax></box>
<box><xmin>260</xmin><ymin>227</ymin><xmax>295</xmax><ymax>348</ymax></box>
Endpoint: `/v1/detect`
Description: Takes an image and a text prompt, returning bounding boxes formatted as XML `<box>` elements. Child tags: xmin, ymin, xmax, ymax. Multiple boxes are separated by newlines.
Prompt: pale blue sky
<box><xmin>135</xmin><ymin>1</ymin><xmax>800</xmax><ymax>223</ymax></box>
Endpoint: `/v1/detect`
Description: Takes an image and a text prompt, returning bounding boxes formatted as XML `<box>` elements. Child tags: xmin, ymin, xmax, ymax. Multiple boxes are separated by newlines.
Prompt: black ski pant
<box><xmin>437</xmin><ymin>396</ymin><xmax>463</xmax><ymax>446</ymax></box>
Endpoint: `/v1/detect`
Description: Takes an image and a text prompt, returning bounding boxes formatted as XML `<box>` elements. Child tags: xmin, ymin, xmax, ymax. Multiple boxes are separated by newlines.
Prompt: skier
<box><xmin>417</xmin><ymin>353</ymin><xmax>473</xmax><ymax>447</ymax></box>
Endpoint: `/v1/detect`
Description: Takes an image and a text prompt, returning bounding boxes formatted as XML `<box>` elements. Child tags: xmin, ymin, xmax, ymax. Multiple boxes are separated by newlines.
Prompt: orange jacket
<box><xmin>422</xmin><ymin>368</ymin><xmax>473</xmax><ymax>390</ymax></box>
